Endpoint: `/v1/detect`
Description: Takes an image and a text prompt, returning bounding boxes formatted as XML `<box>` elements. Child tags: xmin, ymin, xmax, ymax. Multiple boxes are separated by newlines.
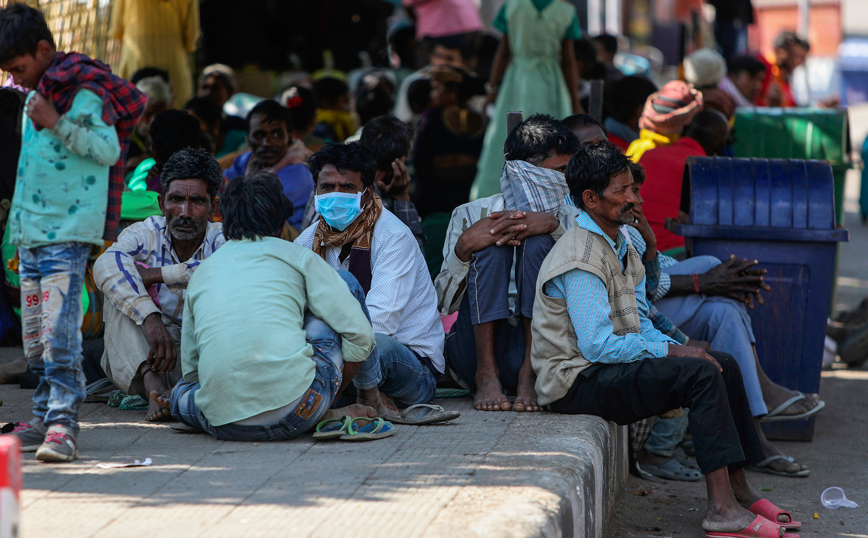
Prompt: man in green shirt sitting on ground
<box><xmin>157</xmin><ymin>171</ymin><xmax>387</xmax><ymax>440</ymax></box>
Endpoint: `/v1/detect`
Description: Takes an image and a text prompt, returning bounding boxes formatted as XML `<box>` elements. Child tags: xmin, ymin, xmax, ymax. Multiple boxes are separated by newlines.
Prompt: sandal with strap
<box><xmin>642</xmin><ymin>457</ymin><xmax>703</xmax><ymax>481</ymax></box>
<box><xmin>339</xmin><ymin>417</ymin><xmax>395</xmax><ymax>442</ymax></box>
<box><xmin>312</xmin><ymin>416</ymin><xmax>352</xmax><ymax>441</ymax></box>
<box><xmin>747</xmin><ymin>455</ymin><xmax>810</xmax><ymax>478</ymax></box>
<box><xmin>749</xmin><ymin>499</ymin><xmax>801</xmax><ymax>530</ymax></box>
<box><xmin>385</xmin><ymin>404</ymin><xmax>460</xmax><ymax>425</ymax></box>
<box><xmin>705</xmin><ymin>515</ymin><xmax>798</xmax><ymax>537</ymax></box>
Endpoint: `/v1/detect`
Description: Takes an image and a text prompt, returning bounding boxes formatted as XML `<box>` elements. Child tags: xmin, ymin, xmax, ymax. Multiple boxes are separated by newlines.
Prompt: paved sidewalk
<box><xmin>1</xmin><ymin>386</ymin><xmax>626</xmax><ymax>538</ymax></box>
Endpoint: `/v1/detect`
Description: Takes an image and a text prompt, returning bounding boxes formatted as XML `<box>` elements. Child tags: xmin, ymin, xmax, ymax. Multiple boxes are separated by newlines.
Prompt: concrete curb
<box><xmin>3</xmin><ymin>387</ymin><xmax>627</xmax><ymax>538</ymax></box>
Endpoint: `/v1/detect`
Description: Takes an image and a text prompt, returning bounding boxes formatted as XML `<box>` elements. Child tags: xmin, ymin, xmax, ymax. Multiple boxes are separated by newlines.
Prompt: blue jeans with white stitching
<box><xmin>19</xmin><ymin>242</ymin><xmax>91</xmax><ymax>432</ymax></box>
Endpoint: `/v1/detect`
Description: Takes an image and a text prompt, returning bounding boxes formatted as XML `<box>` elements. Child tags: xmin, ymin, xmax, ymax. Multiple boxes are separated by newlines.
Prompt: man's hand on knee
<box><xmin>686</xmin><ymin>338</ymin><xmax>712</xmax><ymax>352</ymax></box>
<box><xmin>667</xmin><ymin>343</ymin><xmax>722</xmax><ymax>372</ymax></box>
<box><xmin>143</xmin><ymin>313</ymin><xmax>177</xmax><ymax>375</ymax></box>
<box><xmin>490</xmin><ymin>211</ymin><xmax>558</xmax><ymax>244</ymax></box>
<box><xmin>454</xmin><ymin>211</ymin><xmax>558</xmax><ymax>262</ymax></box>
<box><xmin>454</xmin><ymin>211</ymin><xmax>523</xmax><ymax>261</ymax></box>
<box><xmin>698</xmin><ymin>255</ymin><xmax>771</xmax><ymax>308</ymax></box>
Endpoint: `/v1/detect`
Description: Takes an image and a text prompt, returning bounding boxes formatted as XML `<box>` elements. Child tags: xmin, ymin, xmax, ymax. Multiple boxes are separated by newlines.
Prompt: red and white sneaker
<box><xmin>35</xmin><ymin>424</ymin><xmax>78</xmax><ymax>463</ymax></box>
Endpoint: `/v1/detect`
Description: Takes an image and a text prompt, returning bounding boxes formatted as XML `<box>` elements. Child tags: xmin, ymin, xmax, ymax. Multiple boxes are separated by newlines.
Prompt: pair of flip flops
<box><xmin>384</xmin><ymin>404</ymin><xmax>460</xmax><ymax>425</ymax></box>
<box><xmin>106</xmin><ymin>391</ymin><xmax>149</xmax><ymax>411</ymax></box>
<box><xmin>313</xmin><ymin>416</ymin><xmax>395</xmax><ymax>442</ymax></box>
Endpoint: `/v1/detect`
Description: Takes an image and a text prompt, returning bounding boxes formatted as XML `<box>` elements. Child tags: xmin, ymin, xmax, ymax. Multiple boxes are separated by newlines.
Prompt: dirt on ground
<box><xmin>604</xmin><ymin>364</ymin><xmax>868</xmax><ymax>538</ymax></box>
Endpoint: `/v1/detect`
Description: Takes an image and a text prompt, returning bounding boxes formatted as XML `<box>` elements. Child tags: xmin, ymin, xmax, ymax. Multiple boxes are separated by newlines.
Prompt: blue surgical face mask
<box><xmin>315</xmin><ymin>191</ymin><xmax>364</xmax><ymax>231</ymax></box>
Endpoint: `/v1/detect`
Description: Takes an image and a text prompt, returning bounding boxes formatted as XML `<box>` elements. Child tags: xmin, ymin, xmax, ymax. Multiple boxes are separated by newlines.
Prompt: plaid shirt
<box><xmin>37</xmin><ymin>52</ymin><xmax>146</xmax><ymax>242</ymax></box>
<box><xmin>501</xmin><ymin>160</ymin><xmax>568</xmax><ymax>215</ymax></box>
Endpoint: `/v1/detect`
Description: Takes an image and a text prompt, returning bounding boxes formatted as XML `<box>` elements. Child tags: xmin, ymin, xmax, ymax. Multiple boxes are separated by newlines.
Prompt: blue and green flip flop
<box><xmin>313</xmin><ymin>416</ymin><xmax>352</xmax><ymax>440</ymax></box>
<box><xmin>339</xmin><ymin>417</ymin><xmax>395</xmax><ymax>442</ymax></box>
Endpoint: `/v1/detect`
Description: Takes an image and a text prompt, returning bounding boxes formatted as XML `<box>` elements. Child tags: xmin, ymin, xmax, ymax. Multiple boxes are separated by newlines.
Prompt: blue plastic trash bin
<box><xmin>839</xmin><ymin>38</ymin><xmax>868</xmax><ymax>107</ymax></box>
<box><xmin>671</xmin><ymin>157</ymin><xmax>849</xmax><ymax>441</ymax></box>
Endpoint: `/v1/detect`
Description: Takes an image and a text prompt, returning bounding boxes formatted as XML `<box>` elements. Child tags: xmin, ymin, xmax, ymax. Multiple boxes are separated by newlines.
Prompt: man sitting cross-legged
<box><xmin>296</xmin><ymin>143</ymin><xmax>447</xmax><ymax>421</ymax></box>
<box><xmin>94</xmin><ymin>148</ymin><xmax>225</xmax><ymax>422</ymax></box>
<box><xmin>156</xmin><ymin>172</ymin><xmax>380</xmax><ymax>439</ymax></box>
<box><xmin>533</xmin><ymin>141</ymin><xmax>800</xmax><ymax>537</ymax></box>
<box><xmin>435</xmin><ymin>114</ymin><xmax>580</xmax><ymax>412</ymax></box>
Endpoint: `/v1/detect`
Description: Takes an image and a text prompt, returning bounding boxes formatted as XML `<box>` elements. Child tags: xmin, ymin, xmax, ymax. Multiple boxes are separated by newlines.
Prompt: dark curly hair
<box><xmin>565</xmin><ymin>141</ymin><xmax>632</xmax><ymax>209</ymax></box>
<box><xmin>358</xmin><ymin>115</ymin><xmax>412</xmax><ymax>172</ymax></box>
<box><xmin>503</xmin><ymin>114</ymin><xmax>579</xmax><ymax>165</ymax></box>
<box><xmin>161</xmin><ymin>148</ymin><xmax>224</xmax><ymax>202</ymax></box>
<box><xmin>307</xmin><ymin>143</ymin><xmax>377</xmax><ymax>189</ymax></box>
<box><xmin>221</xmin><ymin>172</ymin><xmax>294</xmax><ymax>241</ymax></box>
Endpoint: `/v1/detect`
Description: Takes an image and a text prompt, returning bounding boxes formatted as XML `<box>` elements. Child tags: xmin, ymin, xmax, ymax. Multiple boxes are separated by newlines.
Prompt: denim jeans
<box><xmin>644</xmin><ymin>412</ymin><xmax>690</xmax><ymax>458</ymax></box>
<box><xmin>170</xmin><ymin>311</ymin><xmax>345</xmax><ymax>441</ymax></box>
<box><xmin>352</xmin><ymin>332</ymin><xmax>436</xmax><ymax>408</ymax></box>
<box><xmin>655</xmin><ymin>256</ymin><xmax>765</xmax><ymax>416</ymax></box>
<box><xmin>19</xmin><ymin>242</ymin><xmax>91</xmax><ymax>432</ymax></box>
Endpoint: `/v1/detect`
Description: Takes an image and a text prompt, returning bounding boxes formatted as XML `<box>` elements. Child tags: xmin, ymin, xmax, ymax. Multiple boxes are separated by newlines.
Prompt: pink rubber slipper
<box><xmin>749</xmin><ymin>499</ymin><xmax>801</xmax><ymax>530</ymax></box>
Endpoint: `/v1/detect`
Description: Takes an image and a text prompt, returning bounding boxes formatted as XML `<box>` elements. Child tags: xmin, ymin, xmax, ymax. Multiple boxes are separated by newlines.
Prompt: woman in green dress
<box><xmin>470</xmin><ymin>0</ymin><xmax>582</xmax><ymax>200</ymax></box>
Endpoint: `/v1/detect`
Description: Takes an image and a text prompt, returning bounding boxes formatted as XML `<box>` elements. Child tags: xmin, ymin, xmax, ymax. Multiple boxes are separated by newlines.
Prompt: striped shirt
<box><xmin>544</xmin><ymin>211</ymin><xmax>676</xmax><ymax>364</ymax></box>
<box><xmin>94</xmin><ymin>216</ymin><xmax>225</xmax><ymax>328</ymax></box>
<box><xmin>621</xmin><ymin>225</ymin><xmax>679</xmax><ymax>301</ymax></box>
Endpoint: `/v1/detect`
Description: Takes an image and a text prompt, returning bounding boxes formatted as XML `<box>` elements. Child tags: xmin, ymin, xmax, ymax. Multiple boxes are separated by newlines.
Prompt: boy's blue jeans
<box><xmin>18</xmin><ymin>242</ymin><xmax>91</xmax><ymax>432</ymax></box>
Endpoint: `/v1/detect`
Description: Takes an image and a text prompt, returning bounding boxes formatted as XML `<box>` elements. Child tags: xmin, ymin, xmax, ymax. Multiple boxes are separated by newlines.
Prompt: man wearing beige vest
<box><xmin>532</xmin><ymin>142</ymin><xmax>801</xmax><ymax>537</ymax></box>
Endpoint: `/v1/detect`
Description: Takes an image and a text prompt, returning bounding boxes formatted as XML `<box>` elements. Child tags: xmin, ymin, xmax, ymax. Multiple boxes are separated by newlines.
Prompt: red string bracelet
<box><xmin>693</xmin><ymin>274</ymin><xmax>701</xmax><ymax>294</ymax></box>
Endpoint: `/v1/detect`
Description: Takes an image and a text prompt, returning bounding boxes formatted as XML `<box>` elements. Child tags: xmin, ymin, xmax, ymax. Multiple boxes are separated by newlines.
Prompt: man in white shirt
<box><xmin>296</xmin><ymin>143</ymin><xmax>445</xmax><ymax>417</ymax></box>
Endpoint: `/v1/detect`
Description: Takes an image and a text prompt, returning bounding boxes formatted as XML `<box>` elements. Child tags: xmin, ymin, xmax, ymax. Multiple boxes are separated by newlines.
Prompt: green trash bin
<box><xmin>732</xmin><ymin>107</ymin><xmax>852</xmax><ymax>227</ymax></box>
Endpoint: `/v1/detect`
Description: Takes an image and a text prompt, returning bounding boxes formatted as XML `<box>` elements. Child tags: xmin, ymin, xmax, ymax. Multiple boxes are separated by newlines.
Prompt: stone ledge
<box><xmin>3</xmin><ymin>387</ymin><xmax>626</xmax><ymax>538</ymax></box>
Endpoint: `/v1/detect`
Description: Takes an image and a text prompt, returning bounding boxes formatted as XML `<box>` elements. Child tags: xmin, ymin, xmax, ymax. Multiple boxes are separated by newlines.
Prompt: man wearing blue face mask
<box><xmin>434</xmin><ymin>114</ymin><xmax>582</xmax><ymax>414</ymax></box>
<box><xmin>296</xmin><ymin>143</ymin><xmax>448</xmax><ymax>421</ymax></box>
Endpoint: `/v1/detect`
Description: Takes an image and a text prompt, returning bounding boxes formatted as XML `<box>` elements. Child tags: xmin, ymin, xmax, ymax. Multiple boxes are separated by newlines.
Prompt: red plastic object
<box><xmin>0</xmin><ymin>436</ymin><xmax>21</xmax><ymax>538</ymax></box>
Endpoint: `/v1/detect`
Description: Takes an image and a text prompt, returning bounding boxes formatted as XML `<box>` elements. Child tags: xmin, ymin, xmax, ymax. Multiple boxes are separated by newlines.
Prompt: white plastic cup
<box><xmin>821</xmin><ymin>487</ymin><xmax>859</xmax><ymax>509</ymax></box>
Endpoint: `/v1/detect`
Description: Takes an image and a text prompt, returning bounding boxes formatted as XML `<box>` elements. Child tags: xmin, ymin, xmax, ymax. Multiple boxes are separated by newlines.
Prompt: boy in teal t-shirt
<box><xmin>0</xmin><ymin>5</ymin><xmax>144</xmax><ymax>462</ymax></box>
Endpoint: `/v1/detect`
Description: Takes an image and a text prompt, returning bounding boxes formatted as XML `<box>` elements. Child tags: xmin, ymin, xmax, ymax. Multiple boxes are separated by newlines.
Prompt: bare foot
<box><xmin>147</xmin><ymin>390</ymin><xmax>173</xmax><ymax>422</ymax></box>
<box><xmin>763</xmin><ymin>381</ymin><xmax>819</xmax><ymax>417</ymax></box>
<box><xmin>322</xmin><ymin>403</ymin><xmax>377</xmax><ymax>421</ymax></box>
<box><xmin>0</xmin><ymin>358</ymin><xmax>28</xmax><ymax>384</ymax></box>
<box><xmin>358</xmin><ymin>388</ymin><xmax>399</xmax><ymax>417</ymax></box>
<box><xmin>754</xmin><ymin>419</ymin><xmax>808</xmax><ymax>478</ymax></box>
<box><xmin>473</xmin><ymin>375</ymin><xmax>511</xmax><ymax>411</ymax></box>
<box><xmin>513</xmin><ymin>371</ymin><xmax>540</xmax><ymax>412</ymax></box>
<box><xmin>701</xmin><ymin>505</ymin><xmax>760</xmax><ymax>534</ymax></box>
<box><xmin>142</xmin><ymin>366</ymin><xmax>173</xmax><ymax>422</ymax></box>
